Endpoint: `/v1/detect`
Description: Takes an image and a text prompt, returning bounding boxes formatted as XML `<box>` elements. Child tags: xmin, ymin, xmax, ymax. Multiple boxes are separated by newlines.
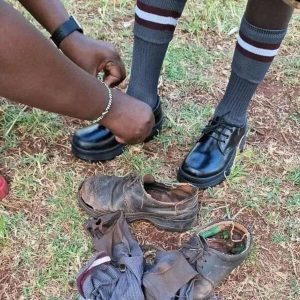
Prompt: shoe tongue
<box><xmin>142</xmin><ymin>174</ymin><xmax>156</xmax><ymax>184</ymax></box>
<box><xmin>180</xmin><ymin>235</ymin><xmax>207</xmax><ymax>264</ymax></box>
<box><xmin>184</xmin><ymin>235</ymin><xmax>207</xmax><ymax>251</ymax></box>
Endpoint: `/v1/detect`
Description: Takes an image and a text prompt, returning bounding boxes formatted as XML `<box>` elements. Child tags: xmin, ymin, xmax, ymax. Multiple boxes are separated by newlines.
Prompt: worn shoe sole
<box><xmin>72</xmin><ymin>115</ymin><xmax>164</xmax><ymax>162</ymax></box>
<box><xmin>178</xmin><ymin>134</ymin><xmax>247</xmax><ymax>189</ymax></box>
<box><xmin>78</xmin><ymin>193</ymin><xmax>198</xmax><ymax>232</ymax></box>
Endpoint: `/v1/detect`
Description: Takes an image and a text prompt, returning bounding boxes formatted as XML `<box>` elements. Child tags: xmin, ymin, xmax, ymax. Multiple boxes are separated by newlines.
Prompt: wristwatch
<box><xmin>51</xmin><ymin>16</ymin><xmax>83</xmax><ymax>48</ymax></box>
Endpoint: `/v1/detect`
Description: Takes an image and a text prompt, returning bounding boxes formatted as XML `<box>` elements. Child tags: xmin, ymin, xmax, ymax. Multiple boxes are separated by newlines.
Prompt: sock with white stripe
<box><xmin>127</xmin><ymin>0</ymin><xmax>186</xmax><ymax>108</ymax></box>
<box><xmin>214</xmin><ymin>17</ymin><xmax>287</xmax><ymax>126</ymax></box>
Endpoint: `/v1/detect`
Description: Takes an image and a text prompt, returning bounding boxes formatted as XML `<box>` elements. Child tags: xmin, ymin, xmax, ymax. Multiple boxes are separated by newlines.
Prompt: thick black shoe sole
<box><xmin>71</xmin><ymin>115</ymin><xmax>164</xmax><ymax>162</ymax></box>
<box><xmin>177</xmin><ymin>134</ymin><xmax>246</xmax><ymax>189</ymax></box>
<box><xmin>72</xmin><ymin>142</ymin><xmax>125</xmax><ymax>162</ymax></box>
<box><xmin>78</xmin><ymin>192</ymin><xmax>197</xmax><ymax>232</ymax></box>
<box><xmin>177</xmin><ymin>152</ymin><xmax>236</xmax><ymax>189</ymax></box>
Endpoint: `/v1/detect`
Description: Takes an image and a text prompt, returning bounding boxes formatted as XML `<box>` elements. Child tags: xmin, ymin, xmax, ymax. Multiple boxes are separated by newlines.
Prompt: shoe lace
<box><xmin>199</xmin><ymin>114</ymin><xmax>233</xmax><ymax>144</ymax></box>
<box><xmin>180</xmin><ymin>236</ymin><xmax>208</xmax><ymax>265</ymax></box>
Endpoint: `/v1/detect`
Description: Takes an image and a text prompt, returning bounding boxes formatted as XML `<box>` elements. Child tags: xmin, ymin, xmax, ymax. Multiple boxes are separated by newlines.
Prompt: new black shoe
<box><xmin>71</xmin><ymin>98</ymin><xmax>164</xmax><ymax>162</ymax></box>
<box><xmin>177</xmin><ymin>116</ymin><xmax>247</xmax><ymax>189</ymax></box>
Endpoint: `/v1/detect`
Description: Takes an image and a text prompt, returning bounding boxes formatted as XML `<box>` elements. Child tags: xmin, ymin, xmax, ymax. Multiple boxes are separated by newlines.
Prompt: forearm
<box><xmin>0</xmin><ymin>1</ymin><xmax>107</xmax><ymax>120</ymax></box>
<box><xmin>17</xmin><ymin>0</ymin><xmax>82</xmax><ymax>53</ymax></box>
<box><xmin>18</xmin><ymin>0</ymin><xmax>69</xmax><ymax>33</ymax></box>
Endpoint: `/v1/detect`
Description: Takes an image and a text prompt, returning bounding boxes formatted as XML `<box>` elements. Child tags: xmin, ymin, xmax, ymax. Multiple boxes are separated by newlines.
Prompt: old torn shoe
<box><xmin>79</xmin><ymin>174</ymin><xmax>199</xmax><ymax>232</ymax></box>
<box><xmin>143</xmin><ymin>251</ymin><xmax>198</xmax><ymax>300</ymax></box>
<box><xmin>180</xmin><ymin>220</ymin><xmax>252</xmax><ymax>299</ymax></box>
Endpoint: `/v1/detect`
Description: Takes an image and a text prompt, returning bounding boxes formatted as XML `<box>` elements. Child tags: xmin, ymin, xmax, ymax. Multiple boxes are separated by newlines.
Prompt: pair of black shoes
<box><xmin>72</xmin><ymin>98</ymin><xmax>247</xmax><ymax>189</ymax></box>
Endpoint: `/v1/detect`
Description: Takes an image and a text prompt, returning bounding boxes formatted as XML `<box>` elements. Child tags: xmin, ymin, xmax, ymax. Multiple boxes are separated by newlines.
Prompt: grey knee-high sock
<box><xmin>214</xmin><ymin>17</ymin><xmax>287</xmax><ymax>126</ymax></box>
<box><xmin>127</xmin><ymin>0</ymin><xmax>187</xmax><ymax>109</ymax></box>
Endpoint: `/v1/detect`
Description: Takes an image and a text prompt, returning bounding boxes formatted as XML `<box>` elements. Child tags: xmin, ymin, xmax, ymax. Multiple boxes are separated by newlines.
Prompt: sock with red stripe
<box><xmin>214</xmin><ymin>17</ymin><xmax>287</xmax><ymax>126</ymax></box>
<box><xmin>127</xmin><ymin>0</ymin><xmax>186</xmax><ymax>108</ymax></box>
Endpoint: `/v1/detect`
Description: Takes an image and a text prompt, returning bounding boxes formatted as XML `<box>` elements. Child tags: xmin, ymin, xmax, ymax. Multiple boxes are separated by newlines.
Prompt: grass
<box><xmin>164</xmin><ymin>43</ymin><xmax>223</xmax><ymax>91</ymax></box>
<box><xmin>155</xmin><ymin>101</ymin><xmax>213</xmax><ymax>150</ymax></box>
<box><xmin>0</xmin><ymin>103</ymin><xmax>63</xmax><ymax>152</ymax></box>
<box><xmin>1</xmin><ymin>0</ymin><xmax>300</xmax><ymax>299</ymax></box>
<box><xmin>182</xmin><ymin>0</ymin><xmax>245</xmax><ymax>36</ymax></box>
<box><xmin>288</xmin><ymin>168</ymin><xmax>300</xmax><ymax>186</ymax></box>
<box><xmin>0</xmin><ymin>214</ymin><xmax>8</xmax><ymax>244</ymax></box>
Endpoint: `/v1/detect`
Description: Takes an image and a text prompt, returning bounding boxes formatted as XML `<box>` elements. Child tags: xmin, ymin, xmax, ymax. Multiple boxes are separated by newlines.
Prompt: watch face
<box><xmin>72</xmin><ymin>16</ymin><xmax>82</xmax><ymax>30</ymax></box>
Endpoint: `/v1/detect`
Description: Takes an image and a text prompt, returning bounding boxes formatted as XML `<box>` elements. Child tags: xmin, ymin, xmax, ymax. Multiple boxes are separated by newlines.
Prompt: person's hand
<box><xmin>101</xmin><ymin>89</ymin><xmax>155</xmax><ymax>145</ymax></box>
<box><xmin>60</xmin><ymin>32</ymin><xmax>126</xmax><ymax>87</ymax></box>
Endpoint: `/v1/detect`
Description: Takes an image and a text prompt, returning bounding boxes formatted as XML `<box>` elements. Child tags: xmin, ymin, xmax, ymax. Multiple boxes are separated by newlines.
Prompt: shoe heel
<box><xmin>144</xmin><ymin>116</ymin><xmax>164</xmax><ymax>143</ymax></box>
<box><xmin>239</xmin><ymin>134</ymin><xmax>247</xmax><ymax>152</ymax></box>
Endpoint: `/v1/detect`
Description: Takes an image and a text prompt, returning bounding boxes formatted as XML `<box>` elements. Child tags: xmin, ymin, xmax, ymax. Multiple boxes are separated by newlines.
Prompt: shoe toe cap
<box><xmin>72</xmin><ymin>123</ymin><xmax>117</xmax><ymax>150</ymax></box>
<box><xmin>182</xmin><ymin>148</ymin><xmax>224</xmax><ymax>178</ymax></box>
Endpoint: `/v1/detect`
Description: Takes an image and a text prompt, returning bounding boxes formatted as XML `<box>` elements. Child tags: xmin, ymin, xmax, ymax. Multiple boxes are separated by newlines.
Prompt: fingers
<box><xmin>115</xmin><ymin>136</ymin><xmax>126</xmax><ymax>144</ymax></box>
<box><xmin>115</xmin><ymin>126</ymin><xmax>153</xmax><ymax>145</ymax></box>
<box><xmin>115</xmin><ymin>135</ymin><xmax>144</xmax><ymax>145</ymax></box>
<box><xmin>101</xmin><ymin>89</ymin><xmax>155</xmax><ymax>146</ymax></box>
<box><xmin>103</xmin><ymin>74</ymin><xmax>121</xmax><ymax>88</ymax></box>
<box><xmin>102</xmin><ymin>60</ymin><xmax>126</xmax><ymax>87</ymax></box>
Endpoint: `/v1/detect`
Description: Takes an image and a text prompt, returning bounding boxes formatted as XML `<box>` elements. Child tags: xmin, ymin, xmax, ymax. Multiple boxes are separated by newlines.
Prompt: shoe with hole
<box><xmin>180</xmin><ymin>220</ymin><xmax>252</xmax><ymax>299</ymax></box>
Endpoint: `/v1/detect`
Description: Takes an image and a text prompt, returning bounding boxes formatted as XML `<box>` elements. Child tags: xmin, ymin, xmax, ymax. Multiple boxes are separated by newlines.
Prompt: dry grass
<box><xmin>0</xmin><ymin>0</ymin><xmax>300</xmax><ymax>299</ymax></box>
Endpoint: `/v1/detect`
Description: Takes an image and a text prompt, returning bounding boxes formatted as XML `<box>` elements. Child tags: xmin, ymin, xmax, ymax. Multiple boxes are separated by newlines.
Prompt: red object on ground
<box><xmin>0</xmin><ymin>176</ymin><xmax>9</xmax><ymax>200</ymax></box>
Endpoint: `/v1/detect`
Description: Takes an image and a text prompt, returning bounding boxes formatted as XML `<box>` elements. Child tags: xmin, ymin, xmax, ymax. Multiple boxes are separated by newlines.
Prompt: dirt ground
<box><xmin>0</xmin><ymin>0</ymin><xmax>299</xmax><ymax>299</ymax></box>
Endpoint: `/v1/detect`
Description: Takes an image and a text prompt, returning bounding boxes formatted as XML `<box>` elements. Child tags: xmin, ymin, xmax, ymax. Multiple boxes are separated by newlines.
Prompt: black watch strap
<box><xmin>51</xmin><ymin>16</ymin><xmax>83</xmax><ymax>48</ymax></box>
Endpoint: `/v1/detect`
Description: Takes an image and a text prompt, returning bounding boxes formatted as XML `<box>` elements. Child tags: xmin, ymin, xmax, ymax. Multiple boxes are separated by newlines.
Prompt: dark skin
<box><xmin>0</xmin><ymin>0</ymin><xmax>294</xmax><ymax>145</ymax></box>
<box><xmin>245</xmin><ymin>0</ymin><xmax>294</xmax><ymax>29</ymax></box>
<box><xmin>0</xmin><ymin>1</ymin><xmax>154</xmax><ymax>144</ymax></box>
<box><xmin>17</xmin><ymin>0</ymin><xmax>125</xmax><ymax>85</ymax></box>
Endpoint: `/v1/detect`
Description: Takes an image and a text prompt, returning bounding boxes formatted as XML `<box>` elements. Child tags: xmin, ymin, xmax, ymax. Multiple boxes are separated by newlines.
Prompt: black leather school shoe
<box><xmin>177</xmin><ymin>116</ymin><xmax>247</xmax><ymax>188</ymax></box>
<box><xmin>71</xmin><ymin>98</ymin><xmax>164</xmax><ymax>162</ymax></box>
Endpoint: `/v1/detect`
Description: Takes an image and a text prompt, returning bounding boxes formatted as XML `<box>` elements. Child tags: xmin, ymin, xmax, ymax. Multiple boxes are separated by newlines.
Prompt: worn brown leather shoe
<box><xmin>79</xmin><ymin>174</ymin><xmax>199</xmax><ymax>232</ymax></box>
<box><xmin>180</xmin><ymin>220</ymin><xmax>252</xmax><ymax>299</ymax></box>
